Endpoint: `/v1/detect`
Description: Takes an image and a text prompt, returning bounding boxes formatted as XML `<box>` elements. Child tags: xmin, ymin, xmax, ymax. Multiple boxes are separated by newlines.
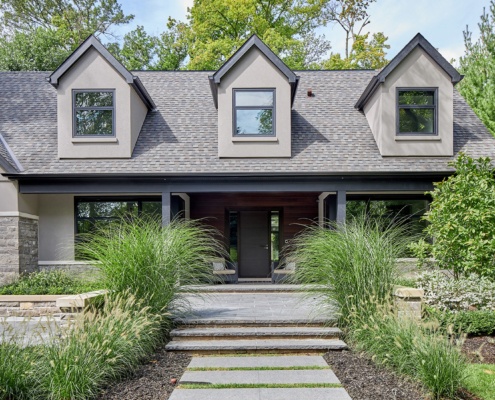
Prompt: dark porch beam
<box><xmin>16</xmin><ymin>175</ymin><xmax>440</xmax><ymax>194</ymax></box>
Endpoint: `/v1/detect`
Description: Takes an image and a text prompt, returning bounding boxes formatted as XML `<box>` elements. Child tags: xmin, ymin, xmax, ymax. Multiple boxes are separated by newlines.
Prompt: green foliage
<box><xmin>0</xmin><ymin>270</ymin><xmax>103</xmax><ymax>295</ymax></box>
<box><xmin>422</xmin><ymin>153</ymin><xmax>495</xmax><ymax>278</ymax></box>
<box><xmin>459</xmin><ymin>1</ymin><xmax>495</xmax><ymax>136</ymax></box>
<box><xmin>464</xmin><ymin>364</ymin><xmax>495</xmax><ymax>400</ymax></box>
<box><xmin>39</xmin><ymin>292</ymin><xmax>162</xmax><ymax>400</ymax></box>
<box><xmin>186</xmin><ymin>0</ymin><xmax>333</xmax><ymax>70</ymax></box>
<box><xmin>0</xmin><ymin>0</ymin><xmax>133</xmax><ymax>71</ymax></box>
<box><xmin>322</xmin><ymin>32</ymin><xmax>389</xmax><ymax>69</ymax></box>
<box><xmin>77</xmin><ymin>217</ymin><xmax>224</xmax><ymax>315</ymax></box>
<box><xmin>348</xmin><ymin>309</ymin><xmax>467</xmax><ymax>399</ymax></box>
<box><xmin>425</xmin><ymin>307</ymin><xmax>495</xmax><ymax>336</ymax></box>
<box><xmin>288</xmin><ymin>216</ymin><xmax>412</xmax><ymax>325</ymax></box>
<box><xmin>0</xmin><ymin>341</ymin><xmax>40</xmax><ymax>400</ymax></box>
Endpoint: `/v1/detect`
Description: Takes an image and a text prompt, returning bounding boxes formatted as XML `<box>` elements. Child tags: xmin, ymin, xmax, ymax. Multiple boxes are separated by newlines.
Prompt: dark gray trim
<box><xmin>396</xmin><ymin>87</ymin><xmax>438</xmax><ymax>136</ymax></box>
<box><xmin>162</xmin><ymin>191</ymin><xmax>171</xmax><ymax>226</ymax></box>
<box><xmin>15</xmin><ymin>175</ymin><xmax>441</xmax><ymax>195</ymax></box>
<box><xmin>355</xmin><ymin>33</ymin><xmax>463</xmax><ymax>110</ymax></box>
<box><xmin>233</xmin><ymin>88</ymin><xmax>276</xmax><ymax>137</ymax></box>
<box><xmin>72</xmin><ymin>89</ymin><xmax>115</xmax><ymax>137</ymax></box>
<box><xmin>0</xmin><ymin>133</ymin><xmax>23</xmax><ymax>172</ymax></box>
<box><xmin>208</xmin><ymin>35</ymin><xmax>299</xmax><ymax>109</ymax></box>
<box><xmin>48</xmin><ymin>35</ymin><xmax>155</xmax><ymax>110</ymax></box>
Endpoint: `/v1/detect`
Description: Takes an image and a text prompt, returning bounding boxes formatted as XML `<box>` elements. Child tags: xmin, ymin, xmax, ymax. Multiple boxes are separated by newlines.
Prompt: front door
<box><xmin>239</xmin><ymin>211</ymin><xmax>270</xmax><ymax>278</ymax></box>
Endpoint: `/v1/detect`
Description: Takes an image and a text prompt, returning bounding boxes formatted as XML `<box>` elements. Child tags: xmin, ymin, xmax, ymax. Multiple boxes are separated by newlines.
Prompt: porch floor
<box><xmin>174</xmin><ymin>286</ymin><xmax>336</xmax><ymax>325</ymax></box>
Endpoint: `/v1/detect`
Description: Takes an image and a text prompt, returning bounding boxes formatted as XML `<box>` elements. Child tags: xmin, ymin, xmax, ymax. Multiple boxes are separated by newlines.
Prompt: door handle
<box><xmin>261</xmin><ymin>245</ymin><xmax>269</xmax><ymax>250</ymax></box>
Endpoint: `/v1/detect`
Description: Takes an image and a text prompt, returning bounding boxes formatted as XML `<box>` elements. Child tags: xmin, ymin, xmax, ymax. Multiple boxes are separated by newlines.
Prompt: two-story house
<box><xmin>0</xmin><ymin>33</ymin><xmax>494</xmax><ymax>283</ymax></box>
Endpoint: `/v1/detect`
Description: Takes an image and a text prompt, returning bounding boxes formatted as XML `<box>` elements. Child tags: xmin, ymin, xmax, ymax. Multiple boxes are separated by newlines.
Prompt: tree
<box><xmin>0</xmin><ymin>0</ymin><xmax>133</xmax><ymax>71</ymax></box>
<box><xmin>458</xmin><ymin>1</ymin><xmax>495</xmax><ymax>136</ymax></box>
<box><xmin>322</xmin><ymin>32</ymin><xmax>389</xmax><ymax>69</ymax></box>
<box><xmin>185</xmin><ymin>0</ymin><xmax>334</xmax><ymax>70</ymax></box>
<box><xmin>322</xmin><ymin>0</ymin><xmax>389</xmax><ymax>69</ymax></box>
<box><xmin>418</xmin><ymin>153</ymin><xmax>495</xmax><ymax>279</ymax></box>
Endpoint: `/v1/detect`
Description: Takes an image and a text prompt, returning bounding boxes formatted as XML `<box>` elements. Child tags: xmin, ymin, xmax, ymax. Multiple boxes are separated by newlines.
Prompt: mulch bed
<box><xmin>462</xmin><ymin>335</ymin><xmax>495</xmax><ymax>364</ymax></box>
<box><xmin>324</xmin><ymin>350</ymin><xmax>428</xmax><ymax>400</ymax></box>
<box><xmin>98</xmin><ymin>348</ymin><xmax>191</xmax><ymax>400</ymax></box>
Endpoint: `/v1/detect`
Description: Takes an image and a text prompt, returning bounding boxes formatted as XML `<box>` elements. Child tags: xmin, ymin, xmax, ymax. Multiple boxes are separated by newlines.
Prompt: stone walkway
<box><xmin>169</xmin><ymin>355</ymin><xmax>352</xmax><ymax>400</ymax></box>
<box><xmin>168</xmin><ymin>286</ymin><xmax>351</xmax><ymax>399</ymax></box>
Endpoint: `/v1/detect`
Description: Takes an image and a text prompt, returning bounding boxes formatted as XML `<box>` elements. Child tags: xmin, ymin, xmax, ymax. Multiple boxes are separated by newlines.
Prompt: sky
<box><xmin>114</xmin><ymin>0</ymin><xmax>491</xmax><ymax>67</ymax></box>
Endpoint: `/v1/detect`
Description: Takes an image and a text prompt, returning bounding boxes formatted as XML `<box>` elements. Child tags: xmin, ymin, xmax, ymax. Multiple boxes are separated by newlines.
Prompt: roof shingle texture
<box><xmin>1</xmin><ymin>70</ymin><xmax>494</xmax><ymax>175</ymax></box>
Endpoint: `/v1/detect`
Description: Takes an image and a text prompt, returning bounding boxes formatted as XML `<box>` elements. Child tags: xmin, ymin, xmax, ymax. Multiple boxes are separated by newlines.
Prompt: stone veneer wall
<box><xmin>0</xmin><ymin>215</ymin><xmax>39</xmax><ymax>285</ymax></box>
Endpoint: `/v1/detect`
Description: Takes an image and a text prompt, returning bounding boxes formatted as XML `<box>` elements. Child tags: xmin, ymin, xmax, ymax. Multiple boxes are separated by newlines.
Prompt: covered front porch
<box><xmin>14</xmin><ymin>174</ymin><xmax>436</xmax><ymax>280</ymax></box>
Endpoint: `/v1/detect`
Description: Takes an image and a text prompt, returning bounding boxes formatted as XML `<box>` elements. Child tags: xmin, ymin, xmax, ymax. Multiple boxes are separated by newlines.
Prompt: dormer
<box><xmin>355</xmin><ymin>33</ymin><xmax>463</xmax><ymax>157</ymax></box>
<box><xmin>209</xmin><ymin>35</ymin><xmax>299</xmax><ymax>158</ymax></box>
<box><xmin>49</xmin><ymin>35</ymin><xmax>155</xmax><ymax>159</ymax></box>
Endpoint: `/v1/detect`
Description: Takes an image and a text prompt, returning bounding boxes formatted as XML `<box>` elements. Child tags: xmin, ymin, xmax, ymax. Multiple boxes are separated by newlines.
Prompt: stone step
<box><xmin>180</xmin><ymin>369</ymin><xmax>340</xmax><ymax>385</ymax></box>
<box><xmin>182</xmin><ymin>284</ymin><xmax>318</xmax><ymax>293</ymax></box>
<box><xmin>171</xmin><ymin>326</ymin><xmax>342</xmax><ymax>340</ymax></box>
<box><xmin>165</xmin><ymin>338</ymin><xmax>348</xmax><ymax>354</ymax></box>
<box><xmin>176</xmin><ymin>318</ymin><xmax>336</xmax><ymax>328</ymax></box>
<box><xmin>169</xmin><ymin>388</ymin><xmax>352</xmax><ymax>400</ymax></box>
<box><xmin>187</xmin><ymin>355</ymin><xmax>329</xmax><ymax>368</ymax></box>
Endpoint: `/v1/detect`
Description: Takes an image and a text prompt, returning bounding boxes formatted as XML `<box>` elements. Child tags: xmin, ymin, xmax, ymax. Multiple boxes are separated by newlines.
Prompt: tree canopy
<box><xmin>458</xmin><ymin>1</ymin><xmax>495</xmax><ymax>136</ymax></box>
<box><xmin>0</xmin><ymin>0</ymin><xmax>390</xmax><ymax>72</ymax></box>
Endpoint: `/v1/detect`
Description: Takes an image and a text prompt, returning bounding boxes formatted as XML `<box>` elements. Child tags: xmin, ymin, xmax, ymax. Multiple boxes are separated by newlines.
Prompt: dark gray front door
<box><xmin>239</xmin><ymin>211</ymin><xmax>270</xmax><ymax>278</ymax></box>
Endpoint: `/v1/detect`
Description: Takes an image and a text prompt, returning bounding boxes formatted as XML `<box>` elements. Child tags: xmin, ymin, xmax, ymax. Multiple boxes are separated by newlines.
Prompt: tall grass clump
<box><xmin>289</xmin><ymin>216</ymin><xmax>412</xmax><ymax>324</ymax></box>
<box><xmin>0</xmin><ymin>340</ymin><xmax>40</xmax><ymax>400</ymax></box>
<box><xmin>77</xmin><ymin>217</ymin><xmax>224</xmax><ymax>315</ymax></box>
<box><xmin>39</xmin><ymin>292</ymin><xmax>162</xmax><ymax>400</ymax></box>
<box><xmin>348</xmin><ymin>308</ymin><xmax>467</xmax><ymax>399</ymax></box>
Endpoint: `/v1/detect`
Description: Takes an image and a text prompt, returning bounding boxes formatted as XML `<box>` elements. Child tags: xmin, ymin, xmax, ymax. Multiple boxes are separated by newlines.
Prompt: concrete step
<box><xmin>181</xmin><ymin>284</ymin><xmax>320</xmax><ymax>293</ymax></box>
<box><xmin>171</xmin><ymin>326</ymin><xmax>342</xmax><ymax>340</ymax></box>
<box><xmin>165</xmin><ymin>338</ymin><xmax>348</xmax><ymax>354</ymax></box>
<box><xmin>187</xmin><ymin>355</ymin><xmax>329</xmax><ymax>368</ymax></box>
<box><xmin>180</xmin><ymin>369</ymin><xmax>340</xmax><ymax>385</ymax></box>
<box><xmin>169</xmin><ymin>388</ymin><xmax>352</xmax><ymax>400</ymax></box>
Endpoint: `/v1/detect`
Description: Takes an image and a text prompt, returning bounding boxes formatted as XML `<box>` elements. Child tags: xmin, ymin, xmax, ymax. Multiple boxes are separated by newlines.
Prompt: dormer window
<box><xmin>234</xmin><ymin>89</ymin><xmax>275</xmax><ymax>136</ymax></box>
<box><xmin>73</xmin><ymin>90</ymin><xmax>115</xmax><ymax>137</ymax></box>
<box><xmin>397</xmin><ymin>88</ymin><xmax>437</xmax><ymax>135</ymax></box>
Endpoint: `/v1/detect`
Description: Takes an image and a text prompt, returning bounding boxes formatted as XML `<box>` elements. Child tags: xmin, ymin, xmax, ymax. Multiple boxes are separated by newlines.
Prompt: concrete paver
<box><xmin>169</xmin><ymin>388</ymin><xmax>352</xmax><ymax>400</ymax></box>
<box><xmin>180</xmin><ymin>369</ymin><xmax>340</xmax><ymax>385</ymax></box>
<box><xmin>188</xmin><ymin>355</ymin><xmax>329</xmax><ymax>368</ymax></box>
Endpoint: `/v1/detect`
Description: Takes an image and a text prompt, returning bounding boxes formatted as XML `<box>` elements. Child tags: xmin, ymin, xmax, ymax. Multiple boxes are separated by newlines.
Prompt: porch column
<box><xmin>162</xmin><ymin>191</ymin><xmax>171</xmax><ymax>226</ymax></box>
<box><xmin>336</xmin><ymin>190</ymin><xmax>346</xmax><ymax>224</ymax></box>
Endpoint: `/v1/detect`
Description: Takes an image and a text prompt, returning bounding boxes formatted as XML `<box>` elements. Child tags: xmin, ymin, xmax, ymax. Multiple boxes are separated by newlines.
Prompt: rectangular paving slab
<box><xmin>180</xmin><ymin>369</ymin><xmax>340</xmax><ymax>384</ymax></box>
<box><xmin>188</xmin><ymin>355</ymin><xmax>329</xmax><ymax>368</ymax></box>
<box><xmin>169</xmin><ymin>388</ymin><xmax>352</xmax><ymax>400</ymax></box>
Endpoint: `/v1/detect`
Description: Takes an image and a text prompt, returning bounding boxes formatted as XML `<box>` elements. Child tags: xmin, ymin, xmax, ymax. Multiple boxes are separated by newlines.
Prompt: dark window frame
<box><xmin>72</xmin><ymin>89</ymin><xmax>116</xmax><ymax>137</ymax></box>
<box><xmin>396</xmin><ymin>87</ymin><xmax>438</xmax><ymax>136</ymax></box>
<box><xmin>233</xmin><ymin>88</ymin><xmax>276</xmax><ymax>137</ymax></box>
<box><xmin>74</xmin><ymin>196</ymin><xmax>162</xmax><ymax>237</ymax></box>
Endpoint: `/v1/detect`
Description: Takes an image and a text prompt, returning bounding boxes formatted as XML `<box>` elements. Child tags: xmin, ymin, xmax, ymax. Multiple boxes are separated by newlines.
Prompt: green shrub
<box><xmin>0</xmin><ymin>341</ymin><xmax>40</xmax><ymax>400</ymax></box>
<box><xmin>39</xmin><ymin>292</ymin><xmax>162</xmax><ymax>400</ymax></box>
<box><xmin>417</xmin><ymin>271</ymin><xmax>495</xmax><ymax>312</ymax></box>
<box><xmin>0</xmin><ymin>270</ymin><xmax>103</xmax><ymax>295</ymax></box>
<box><xmin>425</xmin><ymin>307</ymin><xmax>495</xmax><ymax>336</ymax></box>
<box><xmin>77</xmin><ymin>217</ymin><xmax>224</xmax><ymax>315</ymax></box>
<box><xmin>421</xmin><ymin>153</ymin><xmax>495</xmax><ymax>278</ymax></box>
<box><xmin>289</xmin><ymin>217</ymin><xmax>412</xmax><ymax>324</ymax></box>
<box><xmin>348</xmin><ymin>309</ymin><xmax>467</xmax><ymax>399</ymax></box>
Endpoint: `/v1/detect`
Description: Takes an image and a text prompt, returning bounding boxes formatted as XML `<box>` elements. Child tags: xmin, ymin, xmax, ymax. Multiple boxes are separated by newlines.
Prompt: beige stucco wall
<box><xmin>218</xmin><ymin>47</ymin><xmax>292</xmax><ymax>158</ymax></box>
<box><xmin>364</xmin><ymin>47</ymin><xmax>454</xmax><ymax>156</ymax></box>
<box><xmin>0</xmin><ymin>170</ymin><xmax>38</xmax><ymax>215</ymax></box>
<box><xmin>57</xmin><ymin>47</ymin><xmax>148</xmax><ymax>159</ymax></box>
<box><xmin>38</xmin><ymin>194</ymin><xmax>75</xmax><ymax>261</ymax></box>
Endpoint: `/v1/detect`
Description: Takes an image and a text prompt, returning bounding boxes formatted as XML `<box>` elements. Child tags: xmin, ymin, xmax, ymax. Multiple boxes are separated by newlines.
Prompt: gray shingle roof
<box><xmin>0</xmin><ymin>70</ymin><xmax>494</xmax><ymax>176</ymax></box>
<box><xmin>0</xmin><ymin>132</ymin><xmax>21</xmax><ymax>173</ymax></box>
